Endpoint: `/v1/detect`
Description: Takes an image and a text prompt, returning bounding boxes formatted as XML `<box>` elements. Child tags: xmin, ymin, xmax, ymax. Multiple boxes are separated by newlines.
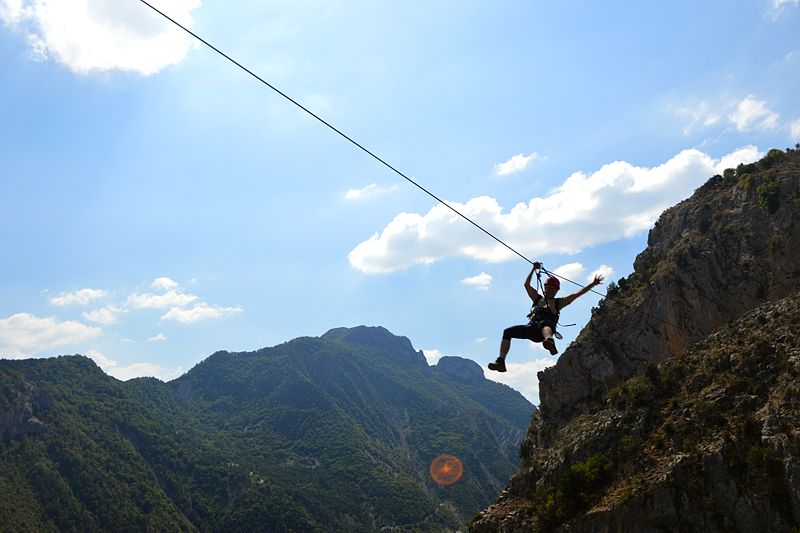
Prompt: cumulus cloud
<box><xmin>49</xmin><ymin>288</ymin><xmax>108</xmax><ymax>307</ymax></box>
<box><xmin>148</xmin><ymin>333</ymin><xmax>168</xmax><ymax>342</ymax></box>
<box><xmin>422</xmin><ymin>348</ymin><xmax>441</xmax><ymax>365</ymax></box>
<box><xmin>86</xmin><ymin>348</ymin><xmax>181</xmax><ymax>381</ymax></box>
<box><xmin>484</xmin><ymin>357</ymin><xmax>555</xmax><ymax>404</ymax></box>
<box><xmin>461</xmin><ymin>272</ymin><xmax>492</xmax><ymax>291</ymax></box>
<box><xmin>82</xmin><ymin>306</ymin><xmax>122</xmax><ymax>325</ymax></box>
<box><xmin>348</xmin><ymin>146</ymin><xmax>762</xmax><ymax>274</ymax></box>
<box><xmin>589</xmin><ymin>265</ymin><xmax>614</xmax><ymax>282</ymax></box>
<box><xmin>494</xmin><ymin>152</ymin><xmax>540</xmax><ymax>176</ymax></box>
<box><xmin>553</xmin><ymin>262</ymin><xmax>584</xmax><ymax>282</ymax></box>
<box><xmin>344</xmin><ymin>182</ymin><xmax>398</xmax><ymax>201</ymax></box>
<box><xmin>546</xmin><ymin>262</ymin><xmax>613</xmax><ymax>287</ymax></box>
<box><xmin>49</xmin><ymin>276</ymin><xmax>242</xmax><ymax>327</ymax></box>
<box><xmin>0</xmin><ymin>0</ymin><xmax>201</xmax><ymax>75</ymax></box>
<box><xmin>127</xmin><ymin>288</ymin><xmax>198</xmax><ymax>309</ymax></box>
<box><xmin>151</xmin><ymin>277</ymin><xmax>179</xmax><ymax>291</ymax></box>
<box><xmin>0</xmin><ymin>313</ymin><xmax>101</xmax><ymax>357</ymax></box>
<box><xmin>729</xmin><ymin>96</ymin><xmax>780</xmax><ymax>132</ymax></box>
<box><xmin>160</xmin><ymin>302</ymin><xmax>242</xmax><ymax>324</ymax></box>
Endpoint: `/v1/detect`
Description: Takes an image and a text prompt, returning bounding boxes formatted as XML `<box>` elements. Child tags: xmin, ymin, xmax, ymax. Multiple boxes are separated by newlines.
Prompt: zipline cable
<box><xmin>137</xmin><ymin>0</ymin><xmax>531</xmax><ymax>266</ymax></box>
<box><xmin>138</xmin><ymin>0</ymin><xmax>685</xmax><ymax>334</ymax></box>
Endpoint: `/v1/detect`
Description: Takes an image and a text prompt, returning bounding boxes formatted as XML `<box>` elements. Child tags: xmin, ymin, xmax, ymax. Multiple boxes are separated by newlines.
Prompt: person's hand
<box><xmin>593</xmin><ymin>275</ymin><xmax>604</xmax><ymax>286</ymax></box>
<box><xmin>532</xmin><ymin>262</ymin><xmax>541</xmax><ymax>270</ymax></box>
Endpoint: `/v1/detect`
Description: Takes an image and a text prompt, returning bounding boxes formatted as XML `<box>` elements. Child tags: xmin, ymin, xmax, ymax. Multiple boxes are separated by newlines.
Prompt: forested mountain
<box><xmin>0</xmin><ymin>326</ymin><xmax>532</xmax><ymax>532</ymax></box>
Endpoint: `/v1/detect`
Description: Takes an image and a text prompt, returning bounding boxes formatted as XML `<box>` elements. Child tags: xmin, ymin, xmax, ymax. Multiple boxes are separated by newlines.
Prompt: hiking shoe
<box><xmin>488</xmin><ymin>358</ymin><xmax>507</xmax><ymax>372</ymax></box>
<box><xmin>543</xmin><ymin>338</ymin><xmax>558</xmax><ymax>355</ymax></box>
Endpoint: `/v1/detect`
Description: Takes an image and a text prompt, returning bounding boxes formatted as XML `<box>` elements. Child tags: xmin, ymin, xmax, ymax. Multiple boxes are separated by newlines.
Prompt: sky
<box><xmin>1</xmin><ymin>0</ymin><xmax>799</xmax><ymax>404</ymax></box>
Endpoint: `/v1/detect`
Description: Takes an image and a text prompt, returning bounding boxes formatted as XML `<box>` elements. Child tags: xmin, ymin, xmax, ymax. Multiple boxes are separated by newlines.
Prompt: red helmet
<box><xmin>544</xmin><ymin>276</ymin><xmax>560</xmax><ymax>290</ymax></box>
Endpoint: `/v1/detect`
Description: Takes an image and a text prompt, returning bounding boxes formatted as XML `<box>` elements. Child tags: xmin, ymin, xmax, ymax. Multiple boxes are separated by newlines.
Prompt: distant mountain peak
<box><xmin>434</xmin><ymin>356</ymin><xmax>485</xmax><ymax>384</ymax></box>
<box><xmin>321</xmin><ymin>325</ymin><xmax>427</xmax><ymax>367</ymax></box>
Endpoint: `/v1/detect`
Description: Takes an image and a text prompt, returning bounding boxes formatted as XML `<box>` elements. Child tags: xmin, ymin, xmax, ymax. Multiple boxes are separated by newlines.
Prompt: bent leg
<box><xmin>500</xmin><ymin>338</ymin><xmax>511</xmax><ymax>358</ymax></box>
<box><xmin>541</xmin><ymin>325</ymin><xmax>558</xmax><ymax>355</ymax></box>
<box><xmin>500</xmin><ymin>325</ymin><xmax>538</xmax><ymax>358</ymax></box>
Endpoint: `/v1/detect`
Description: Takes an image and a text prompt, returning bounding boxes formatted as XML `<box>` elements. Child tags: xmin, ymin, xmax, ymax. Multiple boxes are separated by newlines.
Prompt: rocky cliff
<box><xmin>539</xmin><ymin>148</ymin><xmax>800</xmax><ymax>427</ymax></box>
<box><xmin>471</xmin><ymin>147</ymin><xmax>800</xmax><ymax>531</ymax></box>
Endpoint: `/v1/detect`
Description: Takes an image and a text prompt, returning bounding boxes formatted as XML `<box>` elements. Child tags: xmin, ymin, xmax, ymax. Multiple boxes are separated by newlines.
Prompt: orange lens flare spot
<box><xmin>429</xmin><ymin>454</ymin><xmax>463</xmax><ymax>485</ymax></box>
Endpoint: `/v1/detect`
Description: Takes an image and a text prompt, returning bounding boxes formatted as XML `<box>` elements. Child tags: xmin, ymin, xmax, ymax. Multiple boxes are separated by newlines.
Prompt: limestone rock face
<box><xmin>538</xmin><ymin>150</ymin><xmax>800</xmax><ymax>428</ymax></box>
<box><xmin>471</xmin><ymin>148</ymin><xmax>800</xmax><ymax>532</ymax></box>
<box><xmin>472</xmin><ymin>291</ymin><xmax>800</xmax><ymax>532</ymax></box>
<box><xmin>0</xmin><ymin>377</ymin><xmax>48</xmax><ymax>440</ymax></box>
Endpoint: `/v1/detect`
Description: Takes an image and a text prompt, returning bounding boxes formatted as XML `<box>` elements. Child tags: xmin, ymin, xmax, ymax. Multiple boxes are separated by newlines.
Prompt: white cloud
<box><xmin>485</xmin><ymin>357</ymin><xmax>555</xmax><ymax>404</ymax></box>
<box><xmin>422</xmin><ymin>348</ymin><xmax>442</xmax><ymax>365</ymax></box>
<box><xmin>148</xmin><ymin>333</ymin><xmax>168</xmax><ymax>342</ymax></box>
<box><xmin>791</xmin><ymin>119</ymin><xmax>800</xmax><ymax>140</ymax></box>
<box><xmin>86</xmin><ymin>349</ymin><xmax>181</xmax><ymax>381</ymax></box>
<box><xmin>82</xmin><ymin>306</ymin><xmax>122</xmax><ymax>325</ymax></box>
<box><xmin>553</xmin><ymin>262</ymin><xmax>584</xmax><ymax>282</ymax></box>
<box><xmin>160</xmin><ymin>303</ymin><xmax>242</xmax><ymax>324</ymax></box>
<box><xmin>474</xmin><ymin>336</ymin><xmax>488</xmax><ymax>344</ymax></box>
<box><xmin>49</xmin><ymin>288</ymin><xmax>108</xmax><ymax>307</ymax></box>
<box><xmin>127</xmin><ymin>290</ymin><xmax>198</xmax><ymax>309</ymax></box>
<box><xmin>0</xmin><ymin>0</ymin><xmax>201</xmax><ymax>75</ymax></box>
<box><xmin>344</xmin><ymin>182</ymin><xmax>398</xmax><ymax>201</ymax></box>
<box><xmin>0</xmin><ymin>0</ymin><xmax>26</xmax><ymax>25</ymax></box>
<box><xmin>588</xmin><ymin>265</ymin><xmax>614</xmax><ymax>283</ymax></box>
<box><xmin>674</xmin><ymin>101</ymin><xmax>720</xmax><ymax>135</ymax></box>
<box><xmin>672</xmin><ymin>96</ymin><xmax>794</xmax><ymax>137</ymax></box>
<box><xmin>494</xmin><ymin>152</ymin><xmax>539</xmax><ymax>176</ymax></box>
<box><xmin>151</xmin><ymin>277</ymin><xmax>179</xmax><ymax>291</ymax></box>
<box><xmin>49</xmin><ymin>276</ymin><xmax>242</xmax><ymax>327</ymax></box>
<box><xmin>729</xmin><ymin>95</ymin><xmax>780</xmax><ymax>132</ymax></box>
<box><xmin>348</xmin><ymin>146</ymin><xmax>762</xmax><ymax>274</ymax></box>
<box><xmin>0</xmin><ymin>313</ymin><xmax>101</xmax><ymax>357</ymax></box>
<box><xmin>715</xmin><ymin>146</ymin><xmax>762</xmax><ymax>173</ymax></box>
<box><xmin>461</xmin><ymin>272</ymin><xmax>492</xmax><ymax>291</ymax></box>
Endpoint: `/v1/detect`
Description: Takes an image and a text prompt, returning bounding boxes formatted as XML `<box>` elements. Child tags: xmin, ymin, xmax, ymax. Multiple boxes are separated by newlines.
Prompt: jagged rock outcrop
<box><xmin>539</xmin><ymin>148</ymin><xmax>800</xmax><ymax>427</ymax></box>
<box><xmin>0</xmin><ymin>371</ymin><xmax>49</xmax><ymax>440</ymax></box>
<box><xmin>471</xmin><ymin>147</ymin><xmax>800</xmax><ymax>532</ymax></box>
<box><xmin>472</xmin><ymin>291</ymin><xmax>800</xmax><ymax>532</ymax></box>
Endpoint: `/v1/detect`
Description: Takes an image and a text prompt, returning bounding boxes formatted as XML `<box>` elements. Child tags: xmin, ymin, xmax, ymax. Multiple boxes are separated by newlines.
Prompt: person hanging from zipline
<box><xmin>488</xmin><ymin>262</ymin><xmax>603</xmax><ymax>373</ymax></box>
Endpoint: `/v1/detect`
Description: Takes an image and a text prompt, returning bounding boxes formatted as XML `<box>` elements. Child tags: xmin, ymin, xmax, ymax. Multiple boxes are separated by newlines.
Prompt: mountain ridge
<box><xmin>1</xmin><ymin>326</ymin><xmax>533</xmax><ymax>532</ymax></box>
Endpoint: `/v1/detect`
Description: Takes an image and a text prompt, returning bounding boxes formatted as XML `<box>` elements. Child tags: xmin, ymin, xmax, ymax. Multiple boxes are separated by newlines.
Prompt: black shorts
<box><xmin>502</xmin><ymin>319</ymin><xmax>557</xmax><ymax>343</ymax></box>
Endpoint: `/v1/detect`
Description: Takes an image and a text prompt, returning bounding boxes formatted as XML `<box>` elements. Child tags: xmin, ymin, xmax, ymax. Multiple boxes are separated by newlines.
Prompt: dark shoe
<box><xmin>542</xmin><ymin>338</ymin><xmax>558</xmax><ymax>355</ymax></box>
<box><xmin>488</xmin><ymin>358</ymin><xmax>507</xmax><ymax>372</ymax></box>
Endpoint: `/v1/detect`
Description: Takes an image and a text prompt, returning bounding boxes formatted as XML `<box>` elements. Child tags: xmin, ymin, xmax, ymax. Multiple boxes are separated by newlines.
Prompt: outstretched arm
<box><xmin>524</xmin><ymin>263</ymin><xmax>541</xmax><ymax>301</ymax></box>
<box><xmin>559</xmin><ymin>275</ymin><xmax>604</xmax><ymax>308</ymax></box>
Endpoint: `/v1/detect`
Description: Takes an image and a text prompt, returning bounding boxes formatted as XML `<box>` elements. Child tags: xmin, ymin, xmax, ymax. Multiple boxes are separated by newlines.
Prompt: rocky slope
<box><xmin>540</xmin><ymin>147</ymin><xmax>800</xmax><ymax>427</ymax></box>
<box><xmin>471</xmin><ymin>147</ymin><xmax>800</xmax><ymax>531</ymax></box>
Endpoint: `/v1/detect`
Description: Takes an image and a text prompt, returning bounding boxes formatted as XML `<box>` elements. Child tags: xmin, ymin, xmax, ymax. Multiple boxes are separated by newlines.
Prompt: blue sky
<box><xmin>1</xmin><ymin>0</ymin><xmax>799</xmax><ymax>403</ymax></box>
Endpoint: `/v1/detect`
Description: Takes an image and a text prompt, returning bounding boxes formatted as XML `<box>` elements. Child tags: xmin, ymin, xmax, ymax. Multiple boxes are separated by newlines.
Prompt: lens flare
<box><xmin>429</xmin><ymin>454</ymin><xmax>463</xmax><ymax>485</ymax></box>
